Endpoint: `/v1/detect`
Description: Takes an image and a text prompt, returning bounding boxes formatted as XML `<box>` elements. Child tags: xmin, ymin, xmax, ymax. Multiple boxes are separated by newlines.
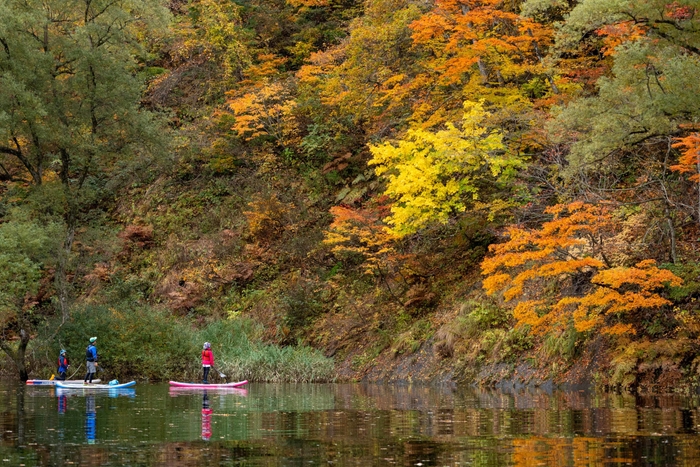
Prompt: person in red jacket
<box><xmin>201</xmin><ymin>342</ymin><xmax>214</xmax><ymax>384</ymax></box>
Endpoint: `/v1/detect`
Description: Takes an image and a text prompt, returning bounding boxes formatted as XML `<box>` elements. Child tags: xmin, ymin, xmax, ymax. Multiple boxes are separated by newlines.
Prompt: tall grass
<box><xmin>195</xmin><ymin>320</ymin><xmax>335</xmax><ymax>383</ymax></box>
<box><xmin>31</xmin><ymin>304</ymin><xmax>334</xmax><ymax>382</ymax></box>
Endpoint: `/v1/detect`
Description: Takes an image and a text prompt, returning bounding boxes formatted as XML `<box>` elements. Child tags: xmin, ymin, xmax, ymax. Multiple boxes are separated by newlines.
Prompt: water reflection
<box><xmin>54</xmin><ymin>387</ymin><xmax>136</xmax><ymax>399</ymax></box>
<box><xmin>168</xmin><ymin>387</ymin><xmax>248</xmax><ymax>397</ymax></box>
<box><xmin>202</xmin><ymin>391</ymin><xmax>212</xmax><ymax>441</ymax></box>
<box><xmin>85</xmin><ymin>395</ymin><xmax>96</xmax><ymax>444</ymax></box>
<box><xmin>2</xmin><ymin>382</ymin><xmax>700</xmax><ymax>466</ymax></box>
<box><xmin>57</xmin><ymin>392</ymin><xmax>67</xmax><ymax>414</ymax></box>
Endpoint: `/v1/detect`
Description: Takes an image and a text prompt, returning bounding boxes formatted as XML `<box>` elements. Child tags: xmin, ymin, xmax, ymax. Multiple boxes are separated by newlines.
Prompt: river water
<box><xmin>1</xmin><ymin>381</ymin><xmax>699</xmax><ymax>466</ymax></box>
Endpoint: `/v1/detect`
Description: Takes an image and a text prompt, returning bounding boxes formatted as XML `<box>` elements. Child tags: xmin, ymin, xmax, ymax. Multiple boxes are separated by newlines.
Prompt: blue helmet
<box><xmin>60</xmin><ymin>349</ymin><xmax>66</xmax><ymax>355</ymax></box>
<box><xmin>203</xmin><ymin>342</ymin><xmax>211</xmax><ymax>349</ymax></box>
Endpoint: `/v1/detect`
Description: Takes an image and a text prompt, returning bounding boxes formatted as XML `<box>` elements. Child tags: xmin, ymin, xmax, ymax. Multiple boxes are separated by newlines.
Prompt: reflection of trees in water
<box><xmin>15</xmin><ymin>386</ymin><xmax>25</xmax><ymax>446</ymax></box>
<box><xmin>3</xmin><ymin>383</ymin><xmax>700</xmax><ymax>466</ymax></box>
<box><xmin>236</xmin><ymin>383</ymin><xmax>336</xmax><ymax>412</ymax></box>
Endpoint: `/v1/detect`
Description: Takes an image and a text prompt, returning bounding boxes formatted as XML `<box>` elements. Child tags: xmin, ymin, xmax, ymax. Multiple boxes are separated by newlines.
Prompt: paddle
<box><xmin>211</xmin><ymin>365</ymin><xmax>226</xmax><ymax>380</ymax></box>
<box><xmin>67</xmin><ymin>363</ymin><xmax>83</xmax><ymax>380</ymax></box>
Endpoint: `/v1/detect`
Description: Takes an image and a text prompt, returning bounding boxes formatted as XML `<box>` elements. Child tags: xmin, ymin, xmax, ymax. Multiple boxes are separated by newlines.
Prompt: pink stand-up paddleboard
<box><xmin>169</xmin><ymin>380</ymin><xmax>248</xmax><ymax>389</ymax></box>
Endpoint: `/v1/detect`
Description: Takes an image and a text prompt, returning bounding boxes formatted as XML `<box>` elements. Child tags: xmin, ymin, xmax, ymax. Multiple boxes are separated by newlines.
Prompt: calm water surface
<box><xmin>1</xmin><ymin>381</ymin><xmax>699</xmax><ymax>466</ymax></box>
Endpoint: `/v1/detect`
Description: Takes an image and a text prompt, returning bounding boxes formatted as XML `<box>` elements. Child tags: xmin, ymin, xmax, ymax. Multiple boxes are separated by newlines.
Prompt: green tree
<box><xmin>549</xmin><ymin>0</ymin><xmax>700</xmax><ymax>173</ymax></box>
<box><xmin>0</xmin><ymin>216</ymin><xmax>60</xmax><ymax>380</ymax></box>
<box><xmin>0</xmin><ymin>0</ymin><xmax>171</xmax><ymax>319</ymax></box>
<box><xmin>539</xmin><ymin>0</ymin><xmax>700</xmax><ymax>263</ymax></box>
<box><xmin>176</xmin><ymin>0</ymin><xmax>251</xmax><ymax>83</ymax></box>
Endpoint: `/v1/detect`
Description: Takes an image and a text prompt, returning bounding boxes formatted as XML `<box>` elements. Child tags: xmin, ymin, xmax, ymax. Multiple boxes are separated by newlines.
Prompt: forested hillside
<box><xmin>1</xmin><ymin>0</ymin><xmax>699</xmax><ymax>390</ymax></box>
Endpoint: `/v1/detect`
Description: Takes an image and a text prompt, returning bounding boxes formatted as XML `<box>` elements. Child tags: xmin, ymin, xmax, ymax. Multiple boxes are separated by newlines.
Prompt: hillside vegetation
<box><xmin>1</xmin><ymin>0</ymin><xmax>700</xmax><ymax>391</ymax></box>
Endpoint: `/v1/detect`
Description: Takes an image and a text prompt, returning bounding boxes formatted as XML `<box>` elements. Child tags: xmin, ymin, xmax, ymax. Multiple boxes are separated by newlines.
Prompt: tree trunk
<box><xmin>55</xmin><ymin>233</ymin><xmax>74</xmax><ymax>323</ymax></box>
<box><xmin>665</xmin><ymin>207</ymin><xmax>677</xmax><ymax>264</ymax></box>
<box><xmin>16</xmin><ymin>329</ymin><xmax>30</xmax><ymax>381</ymax></box>
<box><xmin>696</xmin><ymin>157</ymin><xmax>700</xmax><ymax>226</ymax></box>
<box><xmin>0</xmin><ymin>327</ymin><xmax>32</xmax><ymax>382</ymax></box>
<box><xmin>56</xmin><ymin>147</ymin><xmax>79</xmax><ymax>322</ymax></box>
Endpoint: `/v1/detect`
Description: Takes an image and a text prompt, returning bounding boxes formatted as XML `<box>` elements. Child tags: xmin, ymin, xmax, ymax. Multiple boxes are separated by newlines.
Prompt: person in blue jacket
<box><xmin>57</xmin><ymin>349</ymin><xmax>69</xmax><ymax>381</ymax></box>
<box><xmin>84</xmin><ymin>337</ymin><xmax>98</xmax><ymax>384</ymax></box>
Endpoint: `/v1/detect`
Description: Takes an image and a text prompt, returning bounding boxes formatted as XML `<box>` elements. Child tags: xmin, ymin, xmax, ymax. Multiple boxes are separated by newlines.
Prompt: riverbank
<box><xmin>5</xmin><ymin>296</ymin><xmax>699</xmax><ymax>394</ymax></box>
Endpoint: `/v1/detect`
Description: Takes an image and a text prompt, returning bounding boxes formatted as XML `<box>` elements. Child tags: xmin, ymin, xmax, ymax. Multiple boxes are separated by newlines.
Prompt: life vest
<box><xmin>86</xmin><ymin>344</ymin><xmax>97</xmax><ymax>362</ymax></box>
<box><xmin>58</xmin><ymin>355</ymin><xmax>68</xmax><ymax>371</ymax></box>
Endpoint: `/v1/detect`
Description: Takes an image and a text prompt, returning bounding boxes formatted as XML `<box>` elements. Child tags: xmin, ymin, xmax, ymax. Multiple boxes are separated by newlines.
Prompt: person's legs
<box><xmin>58</xmin><ymin>371</ymin><xmax>66</xmax><ymax>381</ymax></box>
<box><xmin>203</xmin><ymin>366</ymin><xmax>210</xmax><ymax>383</ymax></box>
<box><xmin>85</xmin><ymin>362</ymin><xmax>96</xmax><ymax>383</ymax></box>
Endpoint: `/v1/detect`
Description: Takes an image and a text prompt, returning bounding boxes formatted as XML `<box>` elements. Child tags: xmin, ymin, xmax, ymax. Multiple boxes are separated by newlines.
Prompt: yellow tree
<box><xmin>293</xmin><ymin>0</ymin><xmax>425</xmax><ymax>145</ymax></box>
<box><xmin>368</xmin><ymin>101</ymin><xmax>516</xmax><ymax>236</ymax></box>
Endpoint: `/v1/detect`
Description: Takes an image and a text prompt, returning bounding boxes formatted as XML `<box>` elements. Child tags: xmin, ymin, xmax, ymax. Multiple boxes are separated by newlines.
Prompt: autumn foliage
<box><xmin>481</xmin><ymin>203</ymin><xmax>683</xmax><ymax>337</ymax></box>
<box><xmin>368</xmin><ymin>101</ymin><xmax>516</xmax><ymax>236</ymax></box>
<box><xmin>6</xmin><ymin>0</ymin><xmax>699</xmax><ymax>387</ymax></box>
<box><xmin>672</xmin><ymin>132</ymin><xmax>700</xmax><ymax>183</ymax></box>
<box><xmin>324</xmin><ymin>201</ymin><xmax>399</xmax><ymax>275</ymax></box>
<box><xmin>409</xmin><ymin>0</ymin><xmax>553</xmax><ymax>86</ymax></box>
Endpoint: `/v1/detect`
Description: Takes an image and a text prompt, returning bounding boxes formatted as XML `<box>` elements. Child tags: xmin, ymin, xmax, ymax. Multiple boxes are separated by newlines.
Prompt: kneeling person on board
<box><xmin>84</xmin><ymin>337</ymin><xmax>98</xmax><ymax>384</ymax></box>
<box><xmin>202</xmin><ymin>342</ymin><xmax>214</xmax><ymax>384</ymax></box>
<box><xmin>57</xmin><ymin>349</ymin><xmax>69</xmax><ymax>381</ymax></box>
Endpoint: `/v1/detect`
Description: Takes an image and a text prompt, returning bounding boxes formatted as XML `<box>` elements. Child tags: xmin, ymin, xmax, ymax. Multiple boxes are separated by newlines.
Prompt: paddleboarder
<box><xmin>57</xmin><ymin>349</ymin><xmax>69</xmax><ymax>381</ymax></box>
<box><xmin>84</xmin><ymin>337</ymin><xmax>98</xmax><ymax>384</ymax></box>
<box><xmin>202</xmin><ymin>342</ymin><xmax>214</xmax><ymax>384</ymax></box>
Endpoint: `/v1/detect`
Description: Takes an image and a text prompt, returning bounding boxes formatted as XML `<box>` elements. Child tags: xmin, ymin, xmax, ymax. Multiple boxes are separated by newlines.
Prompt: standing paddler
<box><xmin>202</xmin><ymin>342</ymin><xmax>214</xmax><ymax>384</ymax></box>
<box><xmin>84</xmin><ymin>337</ymin><xmax>98</xmax><ymax>384</ymax></box>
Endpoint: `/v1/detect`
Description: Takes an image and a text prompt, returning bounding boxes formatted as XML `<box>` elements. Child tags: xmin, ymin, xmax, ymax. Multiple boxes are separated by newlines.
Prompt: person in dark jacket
<box><xmin>84</xmin><ymin>337</ymin><xmax>98</xmax><ymax>384</ymax></box>
<box><xmin>201</xmin><ymin>342</ymin><xmax>214</xmax><ymax>384</ymax></box>
<box><xmin>57</xmin><ymin>349</ymin><xmax>69</xmax><ymax>381</ymax></box>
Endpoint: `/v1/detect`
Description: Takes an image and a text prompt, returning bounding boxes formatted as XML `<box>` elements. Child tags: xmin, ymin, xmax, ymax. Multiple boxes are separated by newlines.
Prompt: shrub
<box><xmin>32</xmin><ymin>304</ymin><xmax>335</xmax><ymax>383</ymax></box>
<box><xmin>47</xmin><ymin>305</ymin><xmax>196</xmax><ymax>381</ymax></box>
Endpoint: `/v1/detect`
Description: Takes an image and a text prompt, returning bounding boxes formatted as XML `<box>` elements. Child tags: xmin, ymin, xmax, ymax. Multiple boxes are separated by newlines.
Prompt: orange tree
<box><xmin>481</xmin><ymin>202</ymin><xmax>682</xmax><ymax>339</ymax></box>
<box><xmin>401</xmin><ymin>0</ymin><xmax>560</xmax><ymax>137</ymax></box>
<box><xmin>324</xmin><ymin>200</ymin><xmax>400</xmax><ymax>276</ymax></box>
<box><xmin>672</xmin><ymin>131</ymin><xmax>700</xmax><ymax>225</ymax></box>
